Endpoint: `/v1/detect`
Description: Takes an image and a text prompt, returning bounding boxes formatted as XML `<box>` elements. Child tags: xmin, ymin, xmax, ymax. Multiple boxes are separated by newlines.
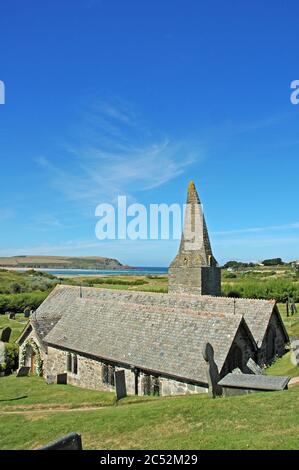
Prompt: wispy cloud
<box><xmin>212</xmin><ymin>222</ymin><xmax>299</xmax><ymax>236</ymax></box>
<box><xmin>36</xmin><ymin>100</ymin><xmax>197</xmax><ymax>205</ymax></box>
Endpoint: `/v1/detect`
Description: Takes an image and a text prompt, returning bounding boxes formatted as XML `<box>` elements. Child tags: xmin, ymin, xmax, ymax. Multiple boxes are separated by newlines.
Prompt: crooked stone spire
<box><xmin>168</xmin><ymin>181</ymin><xmax>221</xmax><ymax>296</ymax></box>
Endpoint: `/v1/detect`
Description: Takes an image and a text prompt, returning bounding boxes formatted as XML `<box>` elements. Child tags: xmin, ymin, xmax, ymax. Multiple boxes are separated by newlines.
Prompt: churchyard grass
<box><xmin>0</xmin><ymin>375</ymin><xmax>116</xmax><ymax>411</ymax></box>
<box><xmin>0</xmin><ymin>313</ymin><xmax>28</xmax><ymax>342</ymax></box>
<box><xmin>0</xmin><ymin>379</ymin><xmax>299</xmax><ymax>449</ymax></box>
<box><xmin>267</xmin><ymin>352</ymin><xmax>299</xmax><ymax>377</ymax></box>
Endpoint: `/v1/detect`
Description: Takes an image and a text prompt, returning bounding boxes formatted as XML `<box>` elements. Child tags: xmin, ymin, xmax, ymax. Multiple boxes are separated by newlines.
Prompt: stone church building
<box><xmin>17</xmin><ymin>182</ymin><xmax>289</xmax><ymax>396</ymax></box>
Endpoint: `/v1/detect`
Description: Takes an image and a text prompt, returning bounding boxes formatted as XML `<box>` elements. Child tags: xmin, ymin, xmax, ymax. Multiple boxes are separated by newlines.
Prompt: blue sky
<box><xmin>0</xmin><ymin>0</ymin><xmax>299</xmax><ymax>266</ymax></box>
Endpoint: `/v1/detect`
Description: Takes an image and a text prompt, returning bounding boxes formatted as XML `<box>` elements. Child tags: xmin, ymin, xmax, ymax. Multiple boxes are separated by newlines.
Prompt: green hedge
<box><xmin>222</xmin><ymin>279</ymin><xmax>299</xmax><ymax>302</ymax></box>
<box><xmin>0</xmin><ymin>290</ymin><xmax>50</xmax><ymax>314</ymax></box>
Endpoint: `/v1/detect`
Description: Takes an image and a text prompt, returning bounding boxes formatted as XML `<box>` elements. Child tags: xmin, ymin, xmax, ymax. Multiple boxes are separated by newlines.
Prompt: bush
<box><xmin>223</xmin><ymin>272</ymin><xmax>237</xmax><ymax>279</ymax></box>
<box><xmin>9</xmin><ymin>283</ymin><xmax>22</xmax><ymax>294</ymax></box>
<box><xmin>222</xmin><ymin>279</ymin><xmax>299</xmax><ymax>302</ymax></box>
<box><xmin>226</xmin><ymin>290</ymin><xmax>241</xmax><ymax>298</ymax></box>
<box><xmin>4</xmin><ymin>343</ymin><xmax>18</xmax><ymax>373</ymax></box>
<box><xmin>0</xmin><ymin>290</ymin><xmax>50</xmax><ymax>314</ymax></box>
<box><xmin>0</xmin><ymin>343</ymin><xmax>18</xmax><ymax>375</ymax></box>
<box><xmin>262</xmin><ymin>258</ymin><xmax>284</xmax><ymax>266</ymax></box>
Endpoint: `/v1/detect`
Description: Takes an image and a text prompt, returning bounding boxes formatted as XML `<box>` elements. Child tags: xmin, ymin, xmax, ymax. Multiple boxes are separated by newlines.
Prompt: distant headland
<box><xmin>0</xmin><ymin>255</ymin><xmax>131</xmax><ymax>270</ymax></box>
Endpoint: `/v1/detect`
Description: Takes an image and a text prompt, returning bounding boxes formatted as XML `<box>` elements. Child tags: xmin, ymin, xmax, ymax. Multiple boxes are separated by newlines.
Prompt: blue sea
<box><xmin>21</xmin><ymin>267</ymin><xmax>168</xmax><ymax>276</ymax></box>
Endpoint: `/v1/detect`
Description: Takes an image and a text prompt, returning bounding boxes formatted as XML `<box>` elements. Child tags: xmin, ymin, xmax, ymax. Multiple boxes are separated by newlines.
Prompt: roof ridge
<box><xmin>75</xmin><ymin>296</ymin><xmax>244</xmax><ymax>319</ymax></box>
<box><xmin>56</xmin><ymin>284</ymin><xmax>276</xmax><ymax>303</ymax></box>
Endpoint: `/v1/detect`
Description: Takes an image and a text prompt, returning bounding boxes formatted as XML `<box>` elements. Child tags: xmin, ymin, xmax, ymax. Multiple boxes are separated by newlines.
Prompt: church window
<box><xmin>151</xmin><ymin>376</ymin><xmax>161</xmax><ymax>396</ymax></box>
<box><xmin>66</xmin><ymin>352</ymin><xmax>78</xmax><ymax>374</ymax></box>
<box><xmin>143</xmin><ymin>374</ymin><xmax>151</xmax><ymax>395</ymax></box>
<box><xmin>102</xmin><ymin>363</ymin><xmax>115</xmax><ymax>386</ymax></box>
<box><xmin>143</xmin><ymin>374</ymin><xmax>160</xmax><ymax>396</ymax></box>
<box><xmin>72</xmin><ymin>354</ymin><xmax>78</xmax><ymax>374</ymax></box>
<box><xmin>66</xmin><ymin>353</ymin><xmax>72</xmax><ymax>372</ymax></box>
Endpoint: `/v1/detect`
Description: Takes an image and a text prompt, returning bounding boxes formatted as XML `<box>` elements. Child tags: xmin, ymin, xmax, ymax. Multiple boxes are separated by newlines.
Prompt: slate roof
<box><xmin>43</xmin><ymin>285</ymin><xmax>287</xmax><ymax>347</ymax></box>
<box><xmin>41</xmin><ymin>286</ymin><xmax>252</xmax><ymax>383</ymax></box>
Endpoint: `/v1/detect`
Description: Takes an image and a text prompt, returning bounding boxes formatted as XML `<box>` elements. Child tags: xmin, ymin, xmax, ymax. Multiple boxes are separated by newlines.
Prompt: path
<box><xmin>0</xmin><ymin>405</ymin><xmax>107</xmax><ymax>415</ymax></box>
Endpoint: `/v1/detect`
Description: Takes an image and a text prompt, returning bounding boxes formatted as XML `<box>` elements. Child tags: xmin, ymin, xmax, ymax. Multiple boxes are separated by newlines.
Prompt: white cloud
<box><xmin>212</xmin><ymin>222</ymin><xmax>299</xmax><ymax>236</ymax></box>
<box><xmin>36</xmin><ymin>100</ymin><xmax>197</xmax><ymax>205</ymax></box>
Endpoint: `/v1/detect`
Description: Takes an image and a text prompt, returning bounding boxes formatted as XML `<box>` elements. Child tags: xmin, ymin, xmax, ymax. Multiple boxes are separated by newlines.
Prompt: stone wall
<box><xmin>168</xmin><ymin>266</ymin><xmax>221</xmax><ymax>296</ymax></box>
<box><xmin>44</xmin><ymin>346</ymin><xmax>207</xmax><ymax>396</ymax></box>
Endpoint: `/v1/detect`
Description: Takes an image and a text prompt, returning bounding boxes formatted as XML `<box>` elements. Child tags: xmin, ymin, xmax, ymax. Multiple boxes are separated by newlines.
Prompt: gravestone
<box><xmin>56</xmin><ymin>373</ymin><xmax>67</xmax><ymax>385</ymax></box>
<box><xmin>8</xmin><ymin>313</ymin><xmax>15</xmax><ymax>320</ymax></box>
<box><xmin>0</xmin><ymin>342</ymin><xmax>5</xmax><ymax>364</ymax></box>
<box><xmin>46</xmin><ymin>374</ymin><xmax>56</xmax><ymax>384</ymax></box>
<box><xmin>290</xmin><ymin>338</ymin><xmax>299</xmax><ymax>366</ymax></box>
<box><xmin>247</xmin><ymin>358</ymin><xmax>264</xmax><ymax>375</ymax></box>
<box><xmin>38</xmin><ymin>432</ymin><xmax>83</xmax><ymax>450</ymax></box>
<box><xmin>218</xmin><ymin>373</ymin><xmax>290</xmax><ymax>397</ymax></box>
<box><xmin>16</xmin><ymin>366</ymin><xmax>30</xmax><ymax>377</ymax></box>
<box><xmin>24</xmin><ymin>310</ymin><xmax>30</xmax><ymax>318</ymax></box>
<box><xmin>0</xmin><ymin>327</ymin><xmax>11</xmax><ymax>343</ymax></box>
<box><xmin>115</xmin><ymin>369</ymin><xmax>127</xmax><ymax>400</ymax></box>
<box><xmin>202</xmin><ymin>342</ymin><xmax>222</xmax><ymax>398</ymax></box>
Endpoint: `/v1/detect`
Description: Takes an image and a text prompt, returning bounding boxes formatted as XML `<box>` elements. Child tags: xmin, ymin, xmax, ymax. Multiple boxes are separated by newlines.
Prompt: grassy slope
<box><xmin>0</xmin><ymin>376</ymin><xmax>299</xmax><ymax>450</ymax></box>
<box><xmin>0</xmin><ymin>376</ymin><xmax>115</xmax><ymax>410</ymax></box>
<box><xmin>0</xmin><ymin>313</ymin><xmax>28</xmax><ymax>342</ymax></box>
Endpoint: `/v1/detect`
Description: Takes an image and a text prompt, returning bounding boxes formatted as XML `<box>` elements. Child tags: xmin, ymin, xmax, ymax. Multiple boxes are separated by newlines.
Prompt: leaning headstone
<box><xmin>202</xmin><ymin>342</ymin><xmax>222</xmax><ymax>398</ymax></box>
<box><xmin>0</xmin><ymin>341</ymin><xmax>5</xmax><ymax>364</ymax></box>
<box><xmin>38</xmin><ymin>432</ymin><xmax>83</xmax><ymax>450</ymax></box>
<box><xmin>115</xmin><ymin>369</ymin><xmax>127</xmax><ymax>400</ymax></box>
<box><xmin>0</xmin><ymin>327</ymin><xmax>11</xmax><ymax>343</ymax></box>
<box><xmin>24</xmin><ymin>309</ymin><xmax>31</xmax><ymax>318</ymax></box>
<box><xmin>8</xmin><ymin>313</ymin><xmax>15</xmax><ymax>320</ymax></box>
<box><xmin>16</xmin><ymin>366</ymin><xmax>30</xmax><ymax>377</ymax></box>
<box><xmin>247</xmin><ymin>358</ymin><xmax>264</xmax><ymax>375</ymax></box>
<box><xmin>56</xmin><ymin>373</ymin><xmax>67</xmax><ymax>385</ymax></box>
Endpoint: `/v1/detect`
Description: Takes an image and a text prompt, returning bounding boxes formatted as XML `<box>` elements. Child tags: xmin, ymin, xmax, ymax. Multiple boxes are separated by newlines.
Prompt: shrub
<box><xmin>222</xmin><ymin>279</ymin><xmax>299</xmax><ymax>302</ymax></box>
<box><xmin>0</xmin><ymin>290</ymin><xmax>50</xmax><ymax>314</ymax></box>
<box><xmin>223</xmin><ymin>272</ymin><xmax>237</xmax><ymax>279</ymax></box>
<box><xmin>9</xmin><ymin>283</ymin><xmax>22</xmax><ymax>294</ymax></box>
<box><xmin>4</xmin><ymin>343</ymin><xmax>18</xmax><ymax>372</ymax></box>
